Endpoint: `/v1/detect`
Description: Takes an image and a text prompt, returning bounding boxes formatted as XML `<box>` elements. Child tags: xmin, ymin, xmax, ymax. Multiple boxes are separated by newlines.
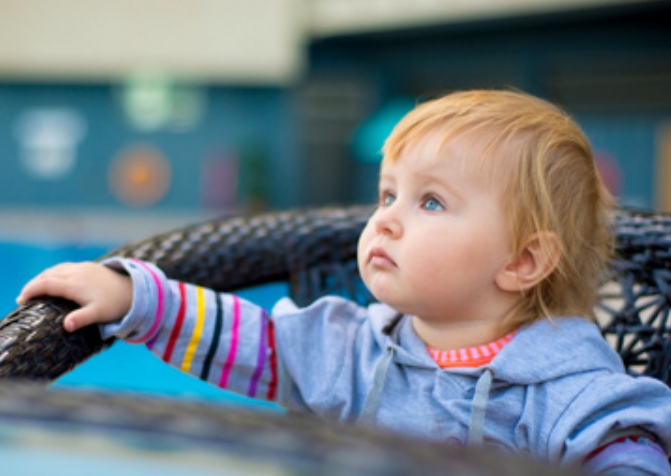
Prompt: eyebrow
<box><xmin>419</xmin><ymin>169</ymin><xmax>467</xmax><ymax>199</ymax></box>
<box><xmin>378</xmin><ymin>172</ymin><xmax>395</xmax><ymax>183</ymax></box>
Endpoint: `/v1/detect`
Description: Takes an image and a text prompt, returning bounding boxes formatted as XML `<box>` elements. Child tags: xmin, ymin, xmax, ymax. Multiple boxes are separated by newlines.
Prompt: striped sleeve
<box><xmin>99</xmin><ymin>258</ymin><xmax>278</xmax><ymax>401</ymax></box>
<box><xmin>583</xmin><ymin>436</ymin><xmax>671</xmax><ymax>475</ymax></box>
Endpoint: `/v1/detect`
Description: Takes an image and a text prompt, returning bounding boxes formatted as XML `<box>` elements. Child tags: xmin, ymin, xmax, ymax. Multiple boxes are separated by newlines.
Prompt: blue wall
<box><xmin>0</xmin><ymin>83</ymin><xmax>300</xmax><ymax>211</ymax></box>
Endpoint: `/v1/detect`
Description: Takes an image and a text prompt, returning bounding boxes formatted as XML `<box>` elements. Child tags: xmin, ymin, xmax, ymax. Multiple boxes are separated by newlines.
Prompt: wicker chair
<box><xmin>0</xmin><ymin>204</ymin><xmax>668</xmax><ymax>474</ymax></box>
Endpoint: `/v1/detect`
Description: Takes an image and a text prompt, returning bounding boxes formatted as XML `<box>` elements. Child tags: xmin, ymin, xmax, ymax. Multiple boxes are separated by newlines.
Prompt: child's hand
<box><xmin>16</xmin><ymin>262</ymin><xmax>132</xmax><ymax>332</ymax></box>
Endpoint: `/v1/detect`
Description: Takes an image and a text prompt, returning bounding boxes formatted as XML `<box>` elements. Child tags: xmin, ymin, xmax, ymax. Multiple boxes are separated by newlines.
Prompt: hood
<box><xmin>489</xmin><ymin>316</ymin><xmax>625</xmax><ymax>384</ymax></box>
<box><xmin>367</xmin><ymin>303</ymin><xmax>625</xmax><ymax>385</ymax></box>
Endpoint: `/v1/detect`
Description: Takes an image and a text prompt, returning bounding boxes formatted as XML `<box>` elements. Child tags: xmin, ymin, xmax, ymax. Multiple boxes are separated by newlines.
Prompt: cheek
<box><xmin>356</xmin><ymin>224</ymin><xmax>373</xmax><ymax>270</ymax></box>
<box><xmin>407</xmin><ymin>234</ymin><xmax>495</xmax><ymax>282</ymax></box>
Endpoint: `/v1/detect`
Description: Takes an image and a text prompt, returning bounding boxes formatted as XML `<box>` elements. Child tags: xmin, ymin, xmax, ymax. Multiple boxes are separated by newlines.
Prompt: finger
<box><xmin>63</xmin><ymin>307</ymin><xmax>97</xmax><ymax>333</ymax></box>
<box><xmin>17</xmin><ymin>263</ymin><xmax>75</xmax><ymax>303</ymax></box>
<box><xmin>17</xmin><ymin>272</ymin><xmax>80</xmax><ymax>305</ymax></box>
<box><xmin>17</xmin><ymin>275</ymin><xmax>58</xmax><ymax>303</ymax></box>
<box><xmin>16</xmin><ymin>276</ymin><xmax>50</xmax><ymax>304</ymax></box>
<box><xmin>64</xmin><ymin>301</ymin><xmax>120</xmax><ymax>332</ymax></box>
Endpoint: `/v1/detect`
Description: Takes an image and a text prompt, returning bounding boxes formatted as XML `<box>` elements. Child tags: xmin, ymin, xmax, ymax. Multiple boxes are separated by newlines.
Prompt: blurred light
<box><xmin>13</xmin><ymin>108</ymin><xmax>86</xmax><ymax>180</ymax></box>
<box><xmin>120</xmin><ymin>71</ymin><xmax>206</xmax><ymax>132</ymax></box>
<box><xmin>201</xmin><ymin>151</ymin><xmax>240</xmax><ymax>209</ymax></box>
<box><xmin>595</xmin><ymin>150</ymin><xmax>623</xmax><ymax>196</ymax></box>
<box><xmin>350</xmin><ymin>96</ymin><xmax>415</xmax><ymax>163</ymax></box>
<box><xmin>109</xmin><ymin>144</ymin><xmax>171</xmax><ymax>207</ymax></box>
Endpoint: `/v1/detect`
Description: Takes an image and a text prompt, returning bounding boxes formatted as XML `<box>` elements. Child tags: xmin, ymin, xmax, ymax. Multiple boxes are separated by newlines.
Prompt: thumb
<box><xmin>63</xmin><ymin>307</ymin><xmax>99</xmax><ymax>333</ymax></box>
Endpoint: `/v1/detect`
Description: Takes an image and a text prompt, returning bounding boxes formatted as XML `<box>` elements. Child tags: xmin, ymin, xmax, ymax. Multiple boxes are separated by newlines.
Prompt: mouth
<box><xmin>369</xmin><ymin>247</ymin><xmax>396</xmax><ymax>268</ymax></box>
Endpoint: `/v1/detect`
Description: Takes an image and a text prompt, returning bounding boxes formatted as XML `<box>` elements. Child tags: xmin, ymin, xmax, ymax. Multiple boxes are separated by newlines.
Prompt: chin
<box><xmin>364</xmin><ymin>277</ymin><xmax>411</xmax><ymax>311</ymax></box>
<box><xmin>367</xmin><ymin>287</ymin><xmax>394</xmax><ymax>307</ymax></box>
<box><xmin>372</xmin><ymin>293</ymin><xmax>412</xmax><ymax>315</ymax></box>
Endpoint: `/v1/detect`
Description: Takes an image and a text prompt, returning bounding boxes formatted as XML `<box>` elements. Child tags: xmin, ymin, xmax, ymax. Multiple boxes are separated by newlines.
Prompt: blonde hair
<box><xmin>382</xmin><ymin>89</ymin><xmax>614</xmax><ymax>330</ymax></box>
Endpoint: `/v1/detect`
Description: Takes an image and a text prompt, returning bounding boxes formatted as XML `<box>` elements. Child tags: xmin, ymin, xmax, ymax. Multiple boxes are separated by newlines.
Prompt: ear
<box><xmin>496</xmin><ymin>232</ymin><xmax>562</xmax><ymax>292</ymax></box>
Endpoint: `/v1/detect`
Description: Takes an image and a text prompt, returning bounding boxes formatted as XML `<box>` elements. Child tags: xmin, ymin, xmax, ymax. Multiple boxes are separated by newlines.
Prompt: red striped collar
<box><xmin>427</xmin><ymin>333</ymin><xmax>515</xmax><ymax>369</ymax></box>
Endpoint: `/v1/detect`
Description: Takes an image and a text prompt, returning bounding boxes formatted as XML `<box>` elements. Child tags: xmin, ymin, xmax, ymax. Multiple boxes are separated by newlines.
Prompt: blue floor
<box><xmin>0</xmin><ymin>241</ymin><xmax>285</xmax><ymax>411</ymax></box>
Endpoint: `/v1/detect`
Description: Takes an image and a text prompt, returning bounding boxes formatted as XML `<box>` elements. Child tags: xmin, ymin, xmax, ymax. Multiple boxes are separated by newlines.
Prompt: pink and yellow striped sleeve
<box><xmin>100</xmin><ymin>258</ymin><xmax>278</xmax><ymax>401</ymax></box>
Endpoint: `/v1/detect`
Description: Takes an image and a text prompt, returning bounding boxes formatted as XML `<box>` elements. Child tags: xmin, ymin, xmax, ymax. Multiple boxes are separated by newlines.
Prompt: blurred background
<box><xmin>1</xmin><ymin>0</ymin><xmax>670</xmax><ymax>407</ymax></box>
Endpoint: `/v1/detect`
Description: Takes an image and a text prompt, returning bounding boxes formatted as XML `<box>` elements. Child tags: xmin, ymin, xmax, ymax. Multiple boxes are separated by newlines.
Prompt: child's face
<box><xmin>358</xmin><ymin>132</ymin><xmax>517</xmax><ymax>326</ymax></box>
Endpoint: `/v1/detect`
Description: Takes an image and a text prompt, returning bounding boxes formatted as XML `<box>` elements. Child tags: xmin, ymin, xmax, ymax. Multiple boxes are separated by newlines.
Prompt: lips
<box><xmin>369</xmin><ymin>247</ymin><xmax>396</xmax><ymax>268</ymax></box>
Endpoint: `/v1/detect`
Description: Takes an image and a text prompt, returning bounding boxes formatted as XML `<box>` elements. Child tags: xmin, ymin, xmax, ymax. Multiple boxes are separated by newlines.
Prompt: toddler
<box><xmin>18</xmin><ymin>90</ymin><xmax>671</xmax><ymax>474</ymax></box>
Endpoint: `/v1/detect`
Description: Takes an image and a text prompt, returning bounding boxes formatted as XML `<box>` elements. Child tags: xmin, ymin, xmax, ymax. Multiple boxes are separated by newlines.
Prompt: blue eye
<box><xmin>422</xmin><ymin>196</ymin><xmax>444</xmax><ymax>211</ymax></box>
<box><xmin>380</xmin><ymin>192</ymin><xmax>396</xmax><ymax>207</ymax></box>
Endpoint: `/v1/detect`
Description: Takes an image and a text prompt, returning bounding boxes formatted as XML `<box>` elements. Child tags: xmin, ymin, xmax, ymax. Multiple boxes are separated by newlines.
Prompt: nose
<box><xmin>373</xmin><ymin>205</ymin><xmax>403</xmax><ymax>238</ymax></box>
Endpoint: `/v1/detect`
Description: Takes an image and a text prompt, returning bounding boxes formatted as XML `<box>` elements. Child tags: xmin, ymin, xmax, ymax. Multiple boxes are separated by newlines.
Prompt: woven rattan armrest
<box><xmin>0</xmin><ymin>206</ymin><xmax>372</xmax><ymax>381</ymax></box>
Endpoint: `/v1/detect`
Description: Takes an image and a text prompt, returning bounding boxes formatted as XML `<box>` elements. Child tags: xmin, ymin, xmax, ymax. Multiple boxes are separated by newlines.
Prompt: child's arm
<box><xmin>103</xmin><ymin>257</ymin><xmax>279</xmax><ymax>401</ymax></box>
<box><xmin>583</xmin><ymin>435</ymin><xmax>670</xmax><ymax>475</ymax></box>
<box><xmin>17</xmin><ymin>261</ymin><xmax>133</xmax><ymax>332</ymax></box>
<box><xmin>18</xmin><ymin>258</ymin><xmax>279</xmax><ymax>402</ymax></box>
<box><xmin>552</xmin><ymin>373</ymin><xmax>671</xmax><ymax>475</ymax></box>
<box><xmin>15</xmin><ymin>258</ymin><xmax>370</xmax><ymax>412</ymax></box>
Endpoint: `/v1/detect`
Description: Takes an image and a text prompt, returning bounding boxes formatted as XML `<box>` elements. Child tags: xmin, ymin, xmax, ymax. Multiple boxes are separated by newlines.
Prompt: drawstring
<box><xmin>357</xmin><ymin>313</ymin><xmax>494</xmax><ymax>442</ymax></box>
<box><xmin>358</xmin><ymin>314</ymin><xmax>403</xmax><ymax>423</ymax></box>
<box><xmin>468</xmin><ymin>368</ymin><xmax>493</xmax><ymax>446</ymax></box>
<box><xmin>358</xmin><ymin>345</ymin><xmax>396</xmax><ymax>423</ymax></box>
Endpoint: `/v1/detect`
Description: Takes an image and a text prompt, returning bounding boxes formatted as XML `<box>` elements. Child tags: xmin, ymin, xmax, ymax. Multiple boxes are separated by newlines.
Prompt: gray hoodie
<box><xmin>273</xmin><ymin>297</ymin><xmax>671</xmax><ymax>467</ymax></box>
<box><xmin>101</xmin><ymin>258</ymin><xmax>671</xmax><ymax>473</ymax></box>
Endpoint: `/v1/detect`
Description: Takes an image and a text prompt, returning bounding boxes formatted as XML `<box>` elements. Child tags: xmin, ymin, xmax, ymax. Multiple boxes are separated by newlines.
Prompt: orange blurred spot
<box><xmin>109</xmin><ymin>144</ymin><xmax>171</xmax><ymax>206</ymax></box>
